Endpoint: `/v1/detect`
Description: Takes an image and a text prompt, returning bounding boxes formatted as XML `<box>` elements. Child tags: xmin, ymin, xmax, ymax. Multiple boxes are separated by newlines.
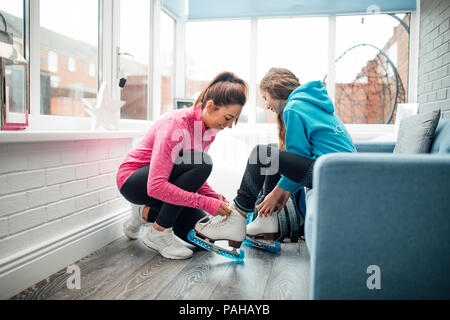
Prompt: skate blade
<box><xmin>187</xmin><ymin>230</ymin><xmax>245</xmax><ymax>263</ymax></box>
<box><xmin>243</xmin><ymin>236</ymin><xmax>281</xmax><ymax>254</ymax></box>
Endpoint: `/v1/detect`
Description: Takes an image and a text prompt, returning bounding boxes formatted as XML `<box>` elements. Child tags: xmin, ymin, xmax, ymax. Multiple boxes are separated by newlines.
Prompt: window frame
<box><xmin>159</xmin><ymin>7</ymin><xmax>176</xmax><ymax>116</ymax></box>
<box><xmin>22</xmin><ymin>0</ymin><xmax>418</xmax><ymax>134</ymax></box>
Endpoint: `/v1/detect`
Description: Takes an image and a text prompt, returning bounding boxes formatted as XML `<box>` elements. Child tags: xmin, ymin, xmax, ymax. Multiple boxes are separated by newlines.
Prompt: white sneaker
<box><xmin>123</xmin><ymin>205</ymin><xmax>148</xmax><ymax>240</ymax></box>
<box><xmin>194</xmin><ymin>203</ymin><xmax>247</xmax><ymax>248</ymax></box>
<box><xmin>247</xmin><ymin>213</ymin><xmax>278</xmax><ymax>240</ymax></box>
<box><xmin>143</xmin><ymin>225</ymin><xmax>193</xmax><ymax>260</ymax></box>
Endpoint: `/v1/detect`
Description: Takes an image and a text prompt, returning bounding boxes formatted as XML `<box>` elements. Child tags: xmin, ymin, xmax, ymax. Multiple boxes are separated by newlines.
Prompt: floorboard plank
<box><xmin>209</xmin><ymin>244</ymin><xmax>278</xmax><ymax>300</ymax></box>
<box><xmin>262</xmin><ymin>241</ymin><xmax>310</xmax><ymax>300</ymax></box>
<box><xmin>11</xmin><ymin>237</ymin><xmax>311</xmax><ymax>300</ymax></box>
<box><xmin>155</xmin><ymin>248</ymin><xmax>233</xmax><ymax>300</ymax></box>
<box><xmin>10</xmin><ymin>237</ymin><xmax>139</xmax><ymax>300</ymax></box>
<box><xmin>102</xmin><ymin>249</ymin><xmax>194</xmax><ymax>300</ymax></box>
<box><xmin>53</xmin><ymin>239</ymin><xmax>157</xmax><ymax>300</ymax></box>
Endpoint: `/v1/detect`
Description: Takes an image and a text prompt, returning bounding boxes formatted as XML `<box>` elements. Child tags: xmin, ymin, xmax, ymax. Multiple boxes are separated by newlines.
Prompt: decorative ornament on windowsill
<box><xmin>82</xmin><ymin>82</ymin><xmax>125</xmax><ymax>131</ymax></box>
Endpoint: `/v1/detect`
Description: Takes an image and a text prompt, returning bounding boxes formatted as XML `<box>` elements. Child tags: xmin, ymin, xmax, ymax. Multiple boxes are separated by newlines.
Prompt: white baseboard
<box><xmin>0</xmin><ymin>208</ymin><xmax>131</xmax><ymax>300</ymax></box>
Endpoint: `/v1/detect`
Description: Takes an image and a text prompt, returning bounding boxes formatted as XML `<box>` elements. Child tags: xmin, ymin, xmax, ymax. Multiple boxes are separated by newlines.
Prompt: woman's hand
<box><xmin>257</xmin><ymin>186</ymin><xmax>291</xmax><ymax>217</ymax></box>
<box><xmin>217</xmin><ymin>201</ymin><xmax>232</xmax><ymax>217</ymax></box>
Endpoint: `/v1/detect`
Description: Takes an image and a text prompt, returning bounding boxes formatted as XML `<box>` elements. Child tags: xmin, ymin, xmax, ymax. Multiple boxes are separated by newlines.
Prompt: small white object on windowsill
<box><xmin>82</xmin><ymin>82</ymin><xmax>125</xmax><ymax>131</ymax></box>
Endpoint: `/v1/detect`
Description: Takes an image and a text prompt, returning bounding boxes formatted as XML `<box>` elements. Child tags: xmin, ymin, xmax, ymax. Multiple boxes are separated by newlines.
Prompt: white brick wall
<box><xmin>418</xmin><ymin>0</ymin><xmax>450</xmax><ymax>116</ymax></box>
<box><xmin>0</xmin><ymin>138</ymin><xmax>132</xmax><ymax>261</ymax></box>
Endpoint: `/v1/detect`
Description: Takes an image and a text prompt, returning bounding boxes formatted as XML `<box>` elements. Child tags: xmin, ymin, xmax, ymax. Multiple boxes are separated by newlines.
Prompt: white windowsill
<box><xmin>0</xmin><ymin>130</ymin><xmax>142</xmax><ymax>143</ymax></box>
<box><xmin>1</xmin><ymin>116</ymin><xmax>395</xmax><ymax>144</ymax></box>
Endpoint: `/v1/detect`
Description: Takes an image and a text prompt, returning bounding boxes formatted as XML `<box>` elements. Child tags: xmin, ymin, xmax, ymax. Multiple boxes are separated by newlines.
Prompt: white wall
<box><xmin>0</xmin><ymin>136</ymin><xmax>133</xmax><ymax>299</ymax></box>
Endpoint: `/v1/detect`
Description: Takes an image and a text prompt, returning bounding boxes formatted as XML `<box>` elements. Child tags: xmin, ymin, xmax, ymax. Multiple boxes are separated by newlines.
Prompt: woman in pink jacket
<box><xmin>117</xmin><ymin>72</ymin><xmax>248</xmax><ymax>260</ymax></box>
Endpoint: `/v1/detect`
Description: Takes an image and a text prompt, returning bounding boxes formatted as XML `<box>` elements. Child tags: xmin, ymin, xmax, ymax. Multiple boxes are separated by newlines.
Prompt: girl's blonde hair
<box><xmin>259</xmin><ymin>68</ymin><xmax>300</xmax><ymax>150</ymax></box>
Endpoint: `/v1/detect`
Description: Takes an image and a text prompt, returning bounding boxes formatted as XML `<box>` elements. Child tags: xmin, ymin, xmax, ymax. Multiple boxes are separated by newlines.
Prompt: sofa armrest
<box><xmin>354</xmin><ymin>141</ymin><xmax>396</xmax><ymax>153</ymax></box>
<box><xmin>307</xmin><ymin>153</ymin><xmax>450</xmax><ymax>299</ymax></box>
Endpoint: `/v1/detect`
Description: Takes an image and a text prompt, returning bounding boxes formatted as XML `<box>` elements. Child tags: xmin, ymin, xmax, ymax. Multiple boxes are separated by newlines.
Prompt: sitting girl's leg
<box><xmin>233</xmin><ymin>144</ymin><xmax>314</xmax><ymax>213</ymax></box>
<box><xmin>233</xmin><ymin>144</ymin><xmax>276</xmax><ymax>213</ymax></box>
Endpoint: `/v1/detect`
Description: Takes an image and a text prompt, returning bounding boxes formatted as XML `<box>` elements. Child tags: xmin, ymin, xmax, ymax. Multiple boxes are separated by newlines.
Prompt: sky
<box><xmin>0</xmin><ymin>0</ymin><xmax>98</xmax><ymax>45</ymax></box>
<box><xmin>0</xmin><ymin>0</ymin><xmax>404</xmax><ymax>85</ymax></box>
<box><xmin>39</xmin><ymin>0</ymin><xmax>99</xmax><ymax>46</ymax></box>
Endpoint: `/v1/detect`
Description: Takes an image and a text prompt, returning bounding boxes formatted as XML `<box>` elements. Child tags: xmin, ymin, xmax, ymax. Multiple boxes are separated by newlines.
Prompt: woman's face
<box><xmin>261</xmin><ymin>90</ymin><xmax>281</xmax><ymax>114</ymax></box>
<box><xmin>202</xmin><ymin>100</ymin><xmax>243</xmax><ymax>131</ymax></box>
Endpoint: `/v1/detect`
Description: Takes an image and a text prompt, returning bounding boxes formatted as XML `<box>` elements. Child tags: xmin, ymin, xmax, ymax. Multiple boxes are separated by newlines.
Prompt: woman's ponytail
<box><xmin>195</xmin><ymin>71</ymin><xmax>248</xmax><ymax>110</ymax></box>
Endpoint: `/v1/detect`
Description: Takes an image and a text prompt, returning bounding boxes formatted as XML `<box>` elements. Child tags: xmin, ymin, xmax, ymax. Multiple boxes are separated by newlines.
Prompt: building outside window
<box><xmin>334</xmin><ymin>14</ymin><xmax>410</xmax><ymax>124</ymax></box>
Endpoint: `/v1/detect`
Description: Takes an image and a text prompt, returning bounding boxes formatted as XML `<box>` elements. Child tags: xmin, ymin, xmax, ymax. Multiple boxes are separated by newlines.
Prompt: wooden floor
<box><xmin>10</xmin><ymin>234</ymin><xmax>310</xmax><ymax>300</ymax></box>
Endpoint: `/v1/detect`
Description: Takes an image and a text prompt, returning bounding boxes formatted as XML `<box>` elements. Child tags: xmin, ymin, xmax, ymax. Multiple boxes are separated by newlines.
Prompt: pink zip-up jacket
<box><xmin>116</xmin><ymin>105</ymin><xmax>223</xmax><ymax>216</ymax></box>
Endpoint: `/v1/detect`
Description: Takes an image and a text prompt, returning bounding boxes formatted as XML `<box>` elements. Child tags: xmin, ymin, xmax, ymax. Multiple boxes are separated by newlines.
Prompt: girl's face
<box><xmin>202</xmin><ymin>100</ymin><xmax>243</xmax><ymax>131</ymax></box>
<box><xmin>261</xmin><ymin>90</ymin><xmax>282</xmax><ymax>114</ymax></box>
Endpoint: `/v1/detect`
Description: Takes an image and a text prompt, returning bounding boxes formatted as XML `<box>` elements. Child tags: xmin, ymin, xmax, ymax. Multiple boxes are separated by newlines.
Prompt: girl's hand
<box><xmin>218</xmin><ymin>194</ymin><xmax>230</xmax><ymax>206</ymax></box>
<box><xmin>257</xmin><ymin>186</ymin><xmax>291</xmax><ymax>217</ymax></box>
<box><xmin>217</xmin><ymin>201</ymin><xmax>232</xmax><ymax>217</ymax></box>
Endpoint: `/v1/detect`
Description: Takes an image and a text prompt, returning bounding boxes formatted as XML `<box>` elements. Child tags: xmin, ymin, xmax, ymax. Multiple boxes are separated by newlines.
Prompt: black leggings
<box><xmin>233</xmin><ymin>144</ymin><xmax>315</xmax><ymax>212</ymax></box>
<box><xmin>119</xmin><ymin>151</ymin><xmax>211</xmax><ymax>243</ymax></box>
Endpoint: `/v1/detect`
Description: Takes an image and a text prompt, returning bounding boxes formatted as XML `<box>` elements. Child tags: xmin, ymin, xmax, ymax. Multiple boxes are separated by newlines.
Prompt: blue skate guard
<box><xmin>187</xmin><ymin>229</ymin><xmax>245</xmax><ymax>263</ymax></box>
<box><xmin>243</xmin><ymin>236</ymin><xmax>281</xmax><ymax>254</ymax></box>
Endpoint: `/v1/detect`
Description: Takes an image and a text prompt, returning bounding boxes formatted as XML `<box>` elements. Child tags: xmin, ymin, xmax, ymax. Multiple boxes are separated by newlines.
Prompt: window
<box><xmin>256</xmin><ymin>17</ymin><xmax>328</xmax><ymax>124</ymax></box>
<box><xmin>160</xmin><ymin>10</ymin><xmax>175</xmax><ymax>115</ymax></box>
<box><xmin>334</xmin><ymin>14</ymin><xmax>410</xmax><ymax>124</ymax></box>
<box><xmin>186</xmin><ymin>20</ymin><xmax>251</xmax><ymax>123</ymax></box>
<box><xmin>118</xmin><ymin>0</ymin><xmax>150</xmax><ymax>120</ymax></box>
<box><xmin>68</xmin><ymin>57</ymin><xmax>76</xmax><ymax>72</ymax></box>
<box><xmin>89</xmin><ymin>63</ymin><xmax>96</xmax><ymax>78</ymax></box>
<box><xmin>47</xmin><ymin>51</ymin><xmax>58</xmax><ymax>73</ymax></box>
<box><xmin>40</xmin><ymin>0</ymin><xmax>99</xmax><ymax>117</ymax></box>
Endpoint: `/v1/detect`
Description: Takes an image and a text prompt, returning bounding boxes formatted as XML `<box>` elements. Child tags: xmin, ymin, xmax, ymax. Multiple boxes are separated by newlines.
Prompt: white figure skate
<box><xmin>188</xmin><ymin>203</ymin><xmax>246</xmax><ymax>262</ymax></box>
<box><xmin>123</xmin><ymin>204</ymin><xmax>149</xmax><ymax>240</ymax></box>
<box><xmin>244</xmin><ymin>213</ymin><xmax>281</xmax><ymax>253</ymax></box>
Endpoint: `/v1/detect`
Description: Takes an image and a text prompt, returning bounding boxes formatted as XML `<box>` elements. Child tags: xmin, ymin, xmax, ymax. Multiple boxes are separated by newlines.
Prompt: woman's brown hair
<box><xmin>259</xmin><ymin>68</ymin><xmax>300</xmax><ymax>149</ymax></box>
<box><xmin>195</xmin><ymin>71</ymin><xmax>248</xmax><ymax>124</ymax></box>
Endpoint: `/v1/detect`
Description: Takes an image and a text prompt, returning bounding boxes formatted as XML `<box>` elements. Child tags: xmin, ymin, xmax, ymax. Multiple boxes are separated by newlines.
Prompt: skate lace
<box><xmin>205</xmin><ymin>213</ymin><xmax>234</xmax><ymax>229</ymax></box>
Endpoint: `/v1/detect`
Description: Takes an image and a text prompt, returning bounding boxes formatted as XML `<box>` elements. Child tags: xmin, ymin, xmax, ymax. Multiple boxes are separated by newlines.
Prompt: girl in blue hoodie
<box><xmin>232</xmin><ymin>67</ymin><xmax>356</xmax><ymax>220</ymax></box>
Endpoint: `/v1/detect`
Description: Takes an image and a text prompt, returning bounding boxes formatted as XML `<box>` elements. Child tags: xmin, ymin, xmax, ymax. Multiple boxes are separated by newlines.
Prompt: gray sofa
<box><xmin>305</xmin><ymin>118</ymin><xmax>450</xmax><ymax>299</ymax></box>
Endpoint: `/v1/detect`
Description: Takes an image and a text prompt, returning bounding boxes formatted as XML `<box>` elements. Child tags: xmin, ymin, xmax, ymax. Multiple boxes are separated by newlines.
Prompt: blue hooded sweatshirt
<box><xmin>277</xmin><ymin>80</ymin><xmax>356</xmax><ymax>194</ymax></box>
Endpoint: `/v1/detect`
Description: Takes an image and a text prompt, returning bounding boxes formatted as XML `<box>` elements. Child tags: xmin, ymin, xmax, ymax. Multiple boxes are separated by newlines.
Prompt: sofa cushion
<box><xmin>394</xmin><ymin>109</ymin><xmax>441</xmax><ymax>154</ymax></box>
<box><xmin>430</xmin><ymin>118</ymin><xmax>450</xmax><ymax>154</ymax></box>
